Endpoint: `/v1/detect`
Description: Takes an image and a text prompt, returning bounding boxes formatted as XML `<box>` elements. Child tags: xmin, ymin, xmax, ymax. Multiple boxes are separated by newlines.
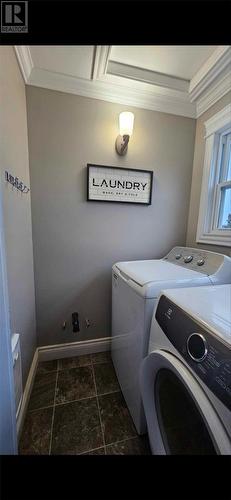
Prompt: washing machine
<box><xmin>111</xmin><ymin>246</ymin><xmax>231</xmax><ymax>434</ymax></box>
<box><xmin>140</xmin><ymin>284</ymin><xmax>231</xmax><ymax>454</ymax></box>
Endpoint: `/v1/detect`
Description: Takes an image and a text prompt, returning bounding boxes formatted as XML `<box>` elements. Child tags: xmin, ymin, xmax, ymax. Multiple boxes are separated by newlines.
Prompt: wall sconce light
<box><xmin>115</xmin><ymin>112</ymin><xmax>134</xmax><ymax>155</ymax></box>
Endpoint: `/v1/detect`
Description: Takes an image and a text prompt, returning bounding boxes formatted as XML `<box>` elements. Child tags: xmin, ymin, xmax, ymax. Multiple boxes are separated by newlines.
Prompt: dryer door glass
<box><xmin>155</xmin><ymin>368</ymin><xmax>217</xmax><ymax>455</ymax></box>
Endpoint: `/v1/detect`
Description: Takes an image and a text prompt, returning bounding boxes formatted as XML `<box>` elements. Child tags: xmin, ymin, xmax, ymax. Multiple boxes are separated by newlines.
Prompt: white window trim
<box><xmin>196</xmin><ymin>103</ymin><xmax>231</xmax><ymax>247</ymax></box>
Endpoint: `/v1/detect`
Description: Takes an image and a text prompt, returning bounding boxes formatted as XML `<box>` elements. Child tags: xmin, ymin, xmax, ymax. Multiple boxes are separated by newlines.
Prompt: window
<box><xmin>196</xmin><ymin>104</ymin><xmax>231</xmax><ymax>247</ymax></box>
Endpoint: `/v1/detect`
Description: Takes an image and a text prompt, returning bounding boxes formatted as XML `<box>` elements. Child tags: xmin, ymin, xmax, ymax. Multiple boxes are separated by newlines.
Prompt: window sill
<box><xmin>196</xmin><ymin>231</ymin><xmax>231</xmax><ymax>247</ymax></box>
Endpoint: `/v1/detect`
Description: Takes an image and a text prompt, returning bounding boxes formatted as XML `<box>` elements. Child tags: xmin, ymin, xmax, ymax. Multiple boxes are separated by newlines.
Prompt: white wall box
<box><xmin>11</xmin><ymin>334</ymin><xmax>23</xmax><ymax>420</ymax></box>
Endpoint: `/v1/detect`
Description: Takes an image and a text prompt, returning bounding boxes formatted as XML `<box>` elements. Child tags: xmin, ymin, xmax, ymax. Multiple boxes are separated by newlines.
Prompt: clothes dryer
<box><xmin>140</xmin><ymin>284</ymin><xmax>231</xmax><ymax>454</ymax></box>
<box><xmin>111</xmin><ymin>247</ymin><xmax>231</xmax><ymax>434</ymax></box>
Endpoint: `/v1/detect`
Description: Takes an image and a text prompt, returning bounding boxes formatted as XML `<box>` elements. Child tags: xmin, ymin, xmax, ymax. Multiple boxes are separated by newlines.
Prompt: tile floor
<box><xmin>19</xmin><ymin>351</ymin><xmax>151</xmax><ymax>455</ymax></box>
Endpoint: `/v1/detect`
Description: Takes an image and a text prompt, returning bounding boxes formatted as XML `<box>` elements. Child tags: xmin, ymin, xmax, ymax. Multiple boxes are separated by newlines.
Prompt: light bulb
<box><xmin>119</xmin><ymin>112</ymin><xmax>134</xmax><ymax>137</ymax></box>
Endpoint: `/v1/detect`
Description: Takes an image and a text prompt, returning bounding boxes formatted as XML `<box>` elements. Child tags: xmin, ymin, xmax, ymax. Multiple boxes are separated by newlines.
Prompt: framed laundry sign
<box><xmin>87</xmin><ymin>164</ymin><xmax>153</xmax><ymax>205</ymax></box>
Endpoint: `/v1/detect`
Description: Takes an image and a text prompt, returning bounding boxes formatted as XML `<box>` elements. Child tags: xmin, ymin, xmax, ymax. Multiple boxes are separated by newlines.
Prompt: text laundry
<box><xmin>92</xmin><ymin>178</ymin><xmax>147</xmax><ymax>190</ymax></box>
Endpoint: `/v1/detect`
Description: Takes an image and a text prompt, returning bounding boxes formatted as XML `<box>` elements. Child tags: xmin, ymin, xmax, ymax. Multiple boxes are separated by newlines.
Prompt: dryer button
<box><xmin>197</xmin><ymin>259</ymin><xmax>205</xmax><ymax>266</ymax></box>
<box><xmin>184</xmin><ymin>255</ymin><xmax>193</xmax><ymax>263</ymax></box>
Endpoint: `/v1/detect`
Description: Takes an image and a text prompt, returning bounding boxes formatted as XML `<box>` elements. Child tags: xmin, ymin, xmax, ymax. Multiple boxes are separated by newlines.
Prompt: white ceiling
<box><xmin>110</xmin><ymin>45</ymin><xmax>218</xmax><ymax>80</ymax></box>
<box><xmin>29</xmin><ymin>45</ymin><xmax>218</xmax><ymax>83</ymax></box>
<box><xmin>15</xmin><ymin>45</ymin><xmax>231</xmax><ymax>118</ymax></box>
<box><xmin>29</xmin><ymin>45</ymin><xmax>95</xmax><ymax>79</ymax></box>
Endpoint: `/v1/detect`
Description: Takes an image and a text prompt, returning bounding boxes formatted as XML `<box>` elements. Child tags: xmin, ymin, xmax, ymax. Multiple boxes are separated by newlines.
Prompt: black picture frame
<box><xmin>87</xmin><ymin>164</ymin><xmax>153</xmax><ymax>205</ymax></box>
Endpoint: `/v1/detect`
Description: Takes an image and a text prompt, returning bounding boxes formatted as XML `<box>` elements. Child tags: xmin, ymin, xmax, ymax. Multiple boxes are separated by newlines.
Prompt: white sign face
<box><xmin>87</xmin><ymin>165</ymin><xmax>153</xmax><ymax>205</ymax></box>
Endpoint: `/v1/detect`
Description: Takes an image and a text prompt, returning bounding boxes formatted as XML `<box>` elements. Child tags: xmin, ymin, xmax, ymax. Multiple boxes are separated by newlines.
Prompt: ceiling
<box><xmin>29</xmin><ymin>46</ymin><xmax>95</xmax><ymax>80</ymax></box>
<box><xmin>109</xmin><ymin>46</ymin><xmax>218</xmax><ymax>80</ymax></box>
<box><xmin>15</xmin><ymin>45</ymin><xmax>231</xmax><ymax>118</ymax></box>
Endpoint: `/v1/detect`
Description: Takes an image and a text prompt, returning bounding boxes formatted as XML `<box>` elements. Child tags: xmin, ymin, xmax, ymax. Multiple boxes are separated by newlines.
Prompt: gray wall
<box><xmin>0</xmin><ymin>183</ymin><xmax>17</xmax><ymax>454</ymax></box>
<box><xmin>186</xmin><ymin>92</ymin><xmax>231</xmax><ymax>256</ymax></box>
<box><xmin>0</xmin><ymin>47</ymin><xmax>37</xmax><ymax>386</ymax></box>
<box><xmin>26</xmin><ymin>86</ymin><xmax>196</xmax><ymax>346</ymax></box>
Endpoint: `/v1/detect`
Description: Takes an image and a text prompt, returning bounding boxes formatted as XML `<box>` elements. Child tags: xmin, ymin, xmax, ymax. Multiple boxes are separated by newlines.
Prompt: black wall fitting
<box><xmin>72</xmin><ymin>312</ymin><xmax>80</xmax><ymax>332</ymax></box>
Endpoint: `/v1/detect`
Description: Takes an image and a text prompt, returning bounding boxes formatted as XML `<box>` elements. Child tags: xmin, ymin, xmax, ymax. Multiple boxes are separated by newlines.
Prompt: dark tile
<box><xmin>55</xmin><ymin>366</ymin><xmax>95</xmax><ymax>404</ymax></box>
<box><xmin>94</xmin><ymin>362</ymin><xmax>120</xmax><ymax>395</ymax></box>
<box><xmin>28</xmin><ymin>372</ymin><xmax>56</xmax><ymax>411</ymax></box>
<box><xmin>19</xmin><ymin>407</ymin><xmax>53</xmax><ymax>455</ymax></box>
<box><xmin>91</xmin><ymin>351</ymin><xmax>111</xmax><ymax>364</ymax></box>
<box><xmin>98</xmin><ymin>392</ymin><xmax>136</xmax><ymax>445</ymax></box>
<box><xmin>82</xmin><ymin>447</ymin><xmax>105</xmax><ymax>455</ymax></box>
<box><xmin>58</xmin><ymin>355</ymin><xmax>92</xmax><ymax>371</ymax></box>
<box><xmin>36</xmin><ymin>359</ymin><xmax>58</xmax><ymax>375</ymax></box>
<box><xmin>106</xmin><ymin>436</ymin><xmax>151</xmax><ymax>455</ymax></box>
<box><xmin>51</xmin><ymin>398</ymin><xmax>103</xmax><ymax>454</ymax></box>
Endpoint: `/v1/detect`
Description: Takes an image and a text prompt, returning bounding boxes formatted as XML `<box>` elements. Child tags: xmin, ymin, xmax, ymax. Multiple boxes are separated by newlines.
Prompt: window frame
<box><xmin>196</xmin><ymin>104</ymin><xmax>231</xmax><ymax>247</ymax></box>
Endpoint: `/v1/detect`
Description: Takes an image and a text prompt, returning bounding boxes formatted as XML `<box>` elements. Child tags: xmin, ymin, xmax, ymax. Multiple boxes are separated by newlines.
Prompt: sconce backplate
<box><xmin>115</xmin><ymin>135</ymin><xmax>129</xmax><ymax>155</ymax></box>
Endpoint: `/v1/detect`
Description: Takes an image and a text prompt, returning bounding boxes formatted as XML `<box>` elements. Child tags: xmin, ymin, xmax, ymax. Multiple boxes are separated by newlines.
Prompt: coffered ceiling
<box><xmin>15</xmin><ymin>45</ymin><xmax>231</xmax><ymax>118</ymax></box>
<box><xmin>110</xmin><ymin>46</ymin><xmax>217</xmax><ymax>80</ymax></box>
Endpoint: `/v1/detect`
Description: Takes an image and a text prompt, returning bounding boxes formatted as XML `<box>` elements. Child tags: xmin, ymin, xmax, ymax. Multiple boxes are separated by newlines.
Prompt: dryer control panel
<box><xmin>163</xmin><ymin>246</ymin><xmax>227</xmax><ymax>276</ymax></box>
<box><xmin>155</xmin><ymin>295</ymin><xmax>231</xmax><ymax>411</ymax></box>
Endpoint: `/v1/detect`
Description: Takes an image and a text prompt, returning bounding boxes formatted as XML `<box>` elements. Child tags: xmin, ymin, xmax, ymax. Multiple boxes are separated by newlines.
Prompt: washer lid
<box><xmin>115</xmin><ymin>259</ymin><xmax>204</xmax><ymax>286</ymax></box>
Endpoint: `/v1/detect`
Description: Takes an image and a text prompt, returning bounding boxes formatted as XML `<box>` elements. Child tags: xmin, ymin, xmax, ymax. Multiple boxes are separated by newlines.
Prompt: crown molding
<box><xmin>99</xmin><ymin>71</ymin><xmax>190</xmax><ymax>100</ymax></box>
<box><xmin>204</xmin><ymin>103</ymin><xmax>231</xmax><ymax>137</ymax></box>
<box><xmin>195</xmin><ymin>70</ymin><xmax>231</xmax><ymax>118</ymax></box>
<box><xmin>14</xmin><ymin>44</ymin><xmax>195</xmax><ymax>118</ymax></box>
<box><xmin>14</xmin><ymin>45</ymin><xmax>33</xmax><ymax>83</ymax></box>
<box><xmin>189</xmin><ymin>46</ymin><xmax>231</xmax><ymax>101</ymax></box>
<box><xmin>107</xmin><ymin>60</ymin><xmax>189</xmax><ymax>92</ymax></box>
<box><xmin>13</xmin><ymin>44</ymin><xmax>230</xmax><ymax>121</ymax></box>
<box><xmin>91</xmin><ymin>45</ymin><xmax>112</xmax><ymax>80</ymax></box>
<box><xmin>189</xmin><ymin>45</ymin><xmax>231</xmax><ymax>118</ymax></box>
<box><xmin>28</xmin><ymin>67</ymin><xmax>196</xmax><ymax>118</ymax></box>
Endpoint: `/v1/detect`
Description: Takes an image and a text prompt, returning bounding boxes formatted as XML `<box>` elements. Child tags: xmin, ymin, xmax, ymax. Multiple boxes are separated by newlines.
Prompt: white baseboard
<box><xmin>16</xmin><ymin>337</ymin><xmax>111</xmax><ymax>442</ymax></box>
<box><xmin>17</xmin><ymin>348</ymin><xmax>38</xmax><ymax>439</ymax></box>
<box><xmin>38</xmin><ymin>337</ymin><xmax>112</xmax><ymax>362</ymax></box>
